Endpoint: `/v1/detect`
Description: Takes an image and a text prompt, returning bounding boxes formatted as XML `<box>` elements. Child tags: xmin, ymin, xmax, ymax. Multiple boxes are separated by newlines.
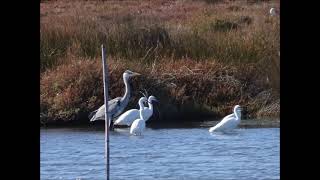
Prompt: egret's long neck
<box><xmin>121</xmin><ymin>76</ymin><xmax>131</xmax><ymax>103</ymax></box>
<box><xmin>234</xmin><ymin>108</ymin><xmax>241</xmax><ymax>120</ymax></box>
<box><xmin>148</xmin><ymin>101</ymin><xmax>153</xmax><ymax>112</ymax></box>
<box><xmin>139</xmin><ymin>107</ymin><xmax>144</xmax><ymax>120</ymax></box>
<box><xmin>138</xmin><ymin>100</ymin><xmax>144</xmax><ymax>110</ymax></box>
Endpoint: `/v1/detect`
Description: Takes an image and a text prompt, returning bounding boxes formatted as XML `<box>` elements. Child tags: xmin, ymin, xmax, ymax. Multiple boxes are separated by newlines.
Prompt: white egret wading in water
<box><xmin>89</xmin><ymin>70</ymin><xmax>141</xmax><ymax>130</ymax></box>
<box><xmin>114</xmin><ymin>95</ymin><xmax>158</xmax><ymax>126</ymax></box>
<box><xmin>130</xmin><ymin>97</ymin><xmax>148</xmax><ymax>135</ymax></box>
<box><xmin>209</xmin><ymin>105</ymin><xmax>242</xmax><ymax>133</ymax></box>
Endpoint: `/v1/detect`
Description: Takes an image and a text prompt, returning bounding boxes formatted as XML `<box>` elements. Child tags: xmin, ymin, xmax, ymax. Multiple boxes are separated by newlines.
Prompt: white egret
<box><xmin>130</xmin><ymin>97</ymin><xmax>148</xmax><ymax>136</ymax></box>
<box><xmin>114</xmin><ymin>95</ymin><xmax>158</xmax><ymax>126</ymax></box>
<box><xmin>209</xmin><ymin>105</ymin><xmax>242</xmax><ymax>133</ymax></box>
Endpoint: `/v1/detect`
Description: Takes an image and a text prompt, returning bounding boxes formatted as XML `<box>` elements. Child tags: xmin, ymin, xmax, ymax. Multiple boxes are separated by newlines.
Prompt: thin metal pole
<box><xmin>101</xmin><ymin>44</ymin><xmax>110</xmax><ymax>180</ymax></box>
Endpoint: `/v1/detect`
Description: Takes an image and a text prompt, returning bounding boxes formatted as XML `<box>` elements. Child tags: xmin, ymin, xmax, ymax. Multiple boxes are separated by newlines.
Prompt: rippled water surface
<box><xmin>40</xmin><ymin>127</ymin><xmax>279</xmax><ymax>180</ymax></box>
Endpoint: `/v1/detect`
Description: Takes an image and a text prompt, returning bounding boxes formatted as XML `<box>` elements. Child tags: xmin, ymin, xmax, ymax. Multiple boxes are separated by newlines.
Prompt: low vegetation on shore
<box><xmin>40</xmin><ymin>0</ymin><xmax>280</xmax><ymax>126</ymax></box>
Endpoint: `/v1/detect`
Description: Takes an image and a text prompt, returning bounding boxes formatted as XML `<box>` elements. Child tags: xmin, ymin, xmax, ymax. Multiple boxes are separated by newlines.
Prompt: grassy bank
<box><xmin>40</xmin><ymin>0</ymin><xmax>280</xmax><ymax>126</ymax></box>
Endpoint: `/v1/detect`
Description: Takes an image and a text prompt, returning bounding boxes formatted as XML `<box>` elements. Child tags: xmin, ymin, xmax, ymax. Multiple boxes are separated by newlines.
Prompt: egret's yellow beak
<box><xmin>132</xmin><ymin>72</ymin><xmax>141</xmax><ymax>76</ymax></box>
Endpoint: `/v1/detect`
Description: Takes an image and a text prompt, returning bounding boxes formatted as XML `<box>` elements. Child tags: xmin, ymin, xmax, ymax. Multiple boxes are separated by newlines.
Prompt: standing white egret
<box><xmin>89</xmin><ymin>70</ymin><xmax>141</xmax><ymax>130</ymax></box>
<box><xmin>114</xmin><ymin>95</ymin><xmax>158</xmax><ymax>126</ymax></box>
<box><xmin>114</xmin><ymin>97</ymin><xmax>147</xmax><ymax>126</ymax></box>
<box><xmin>142</xmin><ymin>95</ymin><xmax>158</xmax><ymax>120</ymax></box>
<box><xmin>130</xmin><ymin>97</ymin><xmax>148</xmax><ymax>136</ymax></box>
<box><xmin>270</xmin><ymin>8</ymin><xmax>277</xmax><ymax>16</ymax></box>
<box><xmin>209</xmin><ymin>105</ymin><xmax>242</xmax><ymax>133</ymax></box>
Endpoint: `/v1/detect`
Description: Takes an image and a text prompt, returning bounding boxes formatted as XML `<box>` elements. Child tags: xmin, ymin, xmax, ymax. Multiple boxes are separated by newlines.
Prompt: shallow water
<box><xmin>40</xmin><ymin>127</ymin><xmax>279</xmax><ymax>180</ymax></box>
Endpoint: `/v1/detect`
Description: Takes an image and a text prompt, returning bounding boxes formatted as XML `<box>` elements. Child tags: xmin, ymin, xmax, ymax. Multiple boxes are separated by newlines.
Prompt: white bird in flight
<box><xmin>209</xmin><ymin>105</ymin><xmax>242</xmax><ymax>133</ymax></box>
<box><xmin>114</xmin><ymin>95</ymin><xmax>158</xmax><ymax>126</ymax></box>
<box><xmin>130</xmin><ymin>97</ymin><xmax>148</xmax><ymax>136</ymax></box>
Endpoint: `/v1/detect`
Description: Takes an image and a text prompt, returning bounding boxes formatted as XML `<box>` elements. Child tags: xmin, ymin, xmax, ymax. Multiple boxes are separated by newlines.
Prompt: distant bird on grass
<box><xmin>269</xmin><ymin>7</ymin><xmax>278</xmax><ymax>16</ymax></box>
<box><xmin>114</xmin><ymin>95</ymin><xmax>159</xmax><ymax>126</ymax></box>
<box><xmin>89</xmin><ymin>70</ymin><xmax>141</xmax><ymax>130</ymax></box>
<box><xmin>209</xmin><ymin>105</ymin><xmax>242</xmax><ymax>133</ymax></box>
<box><xmin>130</xmin><ymin>97</ymin><xmax>148</xmax><ymax>136</ymax></box>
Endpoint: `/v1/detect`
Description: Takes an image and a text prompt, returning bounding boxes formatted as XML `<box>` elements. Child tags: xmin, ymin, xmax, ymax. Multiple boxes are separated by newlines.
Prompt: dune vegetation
<box><xmin>40</xmin><ymin>0</ymin><xmax>280</xmax><ymax>126</ymax></box>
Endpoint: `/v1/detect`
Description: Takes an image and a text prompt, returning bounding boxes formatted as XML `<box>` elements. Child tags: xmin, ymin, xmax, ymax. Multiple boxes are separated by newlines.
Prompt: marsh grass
<box><xmin>40</xmin><ymin>0</ymin><xmax>279</xmax><ymax>124</ymax></box>
<box><xmin>41</xmin><ymin>0</ymin><xmax>279</xmax><ymax>66</ymax></box>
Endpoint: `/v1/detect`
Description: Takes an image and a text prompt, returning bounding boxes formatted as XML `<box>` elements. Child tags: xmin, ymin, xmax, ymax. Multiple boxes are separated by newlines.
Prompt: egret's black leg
<box><xmin>109</xmin><ymin>119</ymin><xmax>115</xmax><ymax>131</ymax></box>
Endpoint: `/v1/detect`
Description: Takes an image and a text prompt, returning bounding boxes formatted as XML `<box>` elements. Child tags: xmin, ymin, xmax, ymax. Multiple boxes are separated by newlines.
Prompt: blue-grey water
<box><xmin>40</xmin><ymin>127</ymin><xmax>279</xmax><ymax>180</ymax></box>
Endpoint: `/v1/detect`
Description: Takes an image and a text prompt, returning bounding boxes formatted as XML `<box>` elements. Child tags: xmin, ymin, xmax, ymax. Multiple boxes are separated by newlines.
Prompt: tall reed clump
<box><xmin>40</xmin><ymin>57</ymin><xmax>103</xmax><ymax>124</ymax></box>
<box><xmin>40</xmin><ymin>57</ymin><xmax>278</xmax><ymax>125</ymax></box>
